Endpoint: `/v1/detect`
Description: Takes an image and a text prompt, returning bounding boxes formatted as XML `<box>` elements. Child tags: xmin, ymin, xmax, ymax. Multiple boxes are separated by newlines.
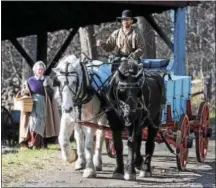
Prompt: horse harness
<box><xmin>108</xmin><ymin>64</ymin><xmax>151</xmax><ymax>127</ymax></box>
<box><xmin>54</xmin><ymin>59</ymin><xmax>159</xmax><ymax>130</ymax></box>
<box><xmin>54</xmin><ymin>61</ymin><xmax>95</xmax><ymax>107</ymax></box>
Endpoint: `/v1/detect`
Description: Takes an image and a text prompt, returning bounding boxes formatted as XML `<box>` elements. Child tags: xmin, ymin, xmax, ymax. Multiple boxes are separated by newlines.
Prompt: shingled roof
<box><xmin>1</xmin><ymin>1</ymin><xmax>200</xmax><ymax>40</ymax></box>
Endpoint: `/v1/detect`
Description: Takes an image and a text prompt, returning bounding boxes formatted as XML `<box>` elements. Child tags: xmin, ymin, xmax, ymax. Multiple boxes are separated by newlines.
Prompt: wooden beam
<box><xmin>37</xmin><ymin>31</ymin><xmax>47</xmax><ymax>64</ymax></box>
<box><xmin>45</xmin><ymin>27</ymin><xmax>79</xmax><ymax>75</ymax></box>
<box><xmin>173</xmin><ymin>8</ymin><xmax>186</xmax><ymax>76</ymax></box>
<box><xmin>10</xmin><ymin>38</ymin><xmax>34</xmax><ymax>67</ymax></box>
<box><xmin>145</xmin><ymin>14</ymin><xmax>174</xmax><ymax>52</ymax></box>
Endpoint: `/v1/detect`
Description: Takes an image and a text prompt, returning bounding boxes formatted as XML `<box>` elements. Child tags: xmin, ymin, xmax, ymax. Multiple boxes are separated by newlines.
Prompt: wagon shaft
<box><xmin>78</xmin><ymin>121</ymin><xmax>110</xmax><ymax>131</ymax></box>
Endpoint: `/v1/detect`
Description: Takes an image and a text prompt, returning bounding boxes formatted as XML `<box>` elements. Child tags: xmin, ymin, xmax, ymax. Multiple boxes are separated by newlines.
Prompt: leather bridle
<box><xmin>54</xmin><ymin>61</ymin><xmax>94</xmax><ymax>107</ymax></box>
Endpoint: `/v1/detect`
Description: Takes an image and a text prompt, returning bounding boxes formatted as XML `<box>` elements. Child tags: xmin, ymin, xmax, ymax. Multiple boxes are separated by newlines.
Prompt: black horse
<box><xmin>105</xmin><ymin>58</ymin><xmax>165</xmax><ymax>180</ymax></box>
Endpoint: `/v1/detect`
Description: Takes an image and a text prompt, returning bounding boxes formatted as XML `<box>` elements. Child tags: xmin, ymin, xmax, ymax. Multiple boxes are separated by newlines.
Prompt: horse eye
<box><xmin>71</xmin><ymin>80</ymin><xmax>76</xmax><ymax>85</ymax></box>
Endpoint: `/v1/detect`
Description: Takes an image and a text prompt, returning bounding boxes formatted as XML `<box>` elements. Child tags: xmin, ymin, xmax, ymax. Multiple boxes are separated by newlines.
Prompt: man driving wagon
<box><xmin>96</xmin><ymin>10</ymin><xmax>145</xmax><ymax>72</ymax></box>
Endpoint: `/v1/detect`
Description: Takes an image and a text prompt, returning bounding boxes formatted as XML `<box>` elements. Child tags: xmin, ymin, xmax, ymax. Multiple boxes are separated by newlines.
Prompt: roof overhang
<box><xmin>1</xmin><ymin>1</ymin><xmax>200</xmax><ymax>40</ymax></box>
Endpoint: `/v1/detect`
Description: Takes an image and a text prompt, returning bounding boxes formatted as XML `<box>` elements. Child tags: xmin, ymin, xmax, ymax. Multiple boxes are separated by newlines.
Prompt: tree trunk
<box><xmin>136</xmin><ymin>16</ymin><xmax>156</xmax><ymax>58</ymax></box>
<box><xmin>79</xmin><ymin>25</ymin><xmax>97</xmax><ymax>60</ymax></box>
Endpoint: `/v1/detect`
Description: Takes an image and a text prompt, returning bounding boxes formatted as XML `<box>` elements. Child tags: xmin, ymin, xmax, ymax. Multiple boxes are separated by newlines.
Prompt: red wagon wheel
<box><xmin>195</xmin><ymin>102</ymin><xmax>211</xmax><ymax>163</ymax></box>
<box><xmin>105</xmin><ymin>139</ymin><xmax>116</xmax><ymax>158</ymax></box>
<box><xmin>176</xmin><ymin>114</ymin><xmax>190</xmax><ymax>171</ymax></box>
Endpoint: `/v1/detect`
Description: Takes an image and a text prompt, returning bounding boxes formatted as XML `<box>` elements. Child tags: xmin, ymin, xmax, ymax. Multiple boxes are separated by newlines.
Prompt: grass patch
<box><xmin>2</xmin><ymin>143</ymin><xmax>75</xmax><ymax>187</ymax></box>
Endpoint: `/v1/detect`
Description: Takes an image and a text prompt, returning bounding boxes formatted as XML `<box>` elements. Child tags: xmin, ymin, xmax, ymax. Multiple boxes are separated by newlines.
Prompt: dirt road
<box><xmin>13</xmin><ymin>139</ymin><xmax>215</xmax><ymax>188</ymax></box>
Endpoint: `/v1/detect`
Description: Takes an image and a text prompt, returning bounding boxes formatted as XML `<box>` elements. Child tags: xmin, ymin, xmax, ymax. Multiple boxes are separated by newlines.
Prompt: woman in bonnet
<box><xmin>19</xmin><ymin>61</ymin><xmax>60</xmax><ymax>149</ymax></box>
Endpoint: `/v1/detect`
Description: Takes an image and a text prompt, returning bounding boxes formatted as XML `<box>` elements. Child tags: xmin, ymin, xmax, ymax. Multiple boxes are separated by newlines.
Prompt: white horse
<box><xmin>52</xmin><ymin>54</ymin><xmax>108</xmax><ymax>178</ymax></box>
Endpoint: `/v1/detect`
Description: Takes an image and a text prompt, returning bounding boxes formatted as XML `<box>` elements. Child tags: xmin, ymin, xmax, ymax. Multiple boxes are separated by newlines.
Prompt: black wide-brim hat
<box><xmin>116</xmin><ymin>10</ymin><xmax>137</xmax><ymax>24</ymax></box>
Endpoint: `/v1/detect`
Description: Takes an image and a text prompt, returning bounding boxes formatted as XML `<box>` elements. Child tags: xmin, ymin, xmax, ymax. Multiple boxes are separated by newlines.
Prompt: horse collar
<box><xmin>74</xmin><ymin>61</ymin><xmax>94</xmax><ymax>106</ymax></box>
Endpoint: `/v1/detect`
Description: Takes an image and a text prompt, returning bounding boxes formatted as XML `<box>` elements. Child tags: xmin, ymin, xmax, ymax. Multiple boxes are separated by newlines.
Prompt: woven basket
<box><xmin>13</xmin><ymin>91</ymin><xmax>34</xmax><ymax>112</ymax></box>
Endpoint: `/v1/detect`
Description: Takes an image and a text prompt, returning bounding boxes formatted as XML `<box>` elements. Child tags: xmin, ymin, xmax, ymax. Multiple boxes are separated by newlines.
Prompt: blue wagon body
<box><xmin>141</xmin><ymin>58</ymin><xmax>192</xmax><ymax>123</ymax></box>
<box><xmin>162</xmin><ymin>74</ymin><xmax>191</xmax><ymax>123</ymax></box>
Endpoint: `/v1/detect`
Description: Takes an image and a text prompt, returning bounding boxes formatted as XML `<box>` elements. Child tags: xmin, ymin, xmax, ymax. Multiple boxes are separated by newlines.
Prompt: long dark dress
<box><xmin>20</xmin><ymin>76</ymin><xmax>47</xmax><ymax>149</ymax></box>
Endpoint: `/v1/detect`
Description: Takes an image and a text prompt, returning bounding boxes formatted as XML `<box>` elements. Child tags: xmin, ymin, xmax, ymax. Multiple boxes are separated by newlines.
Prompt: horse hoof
<box><xmin>71</xmin><ymin>150</ymin><xmax>78</xmax><ymax>163</ymax></box>
<box><xmin>83</xmin><ymin>168</ymin><xmax>96</xmax><ymax>178</ymax></box>
<box><xmin>139</xmin><ymin>170</ymin><xmax>152</xmax><ymax>177</ymax></box>
<box><xmin>61</xmin><ymin>150</ymin><xmax>73</xmax><ymax>163</ymax></box>
<box><xmin>135</xmin><ymin>156</ymin><xmax>143</xmax><ymax>170</ymax></box>
<box><xmin>135</xmin><ymin>166</ymin><xmax>141</xmax><ymax>171</ymax></box>
<box><xmin>112</xmin><ymin>173</ymin><xmax>124</xmax><ymax>179</ymax></box>
<box><xmin>75</xmin><ymin>159</ymin><xmax>86</xmax><ymax>170</ymax></box>
<box><xmin>124</xmin><ymin>172</ymin><xmax>136</xmax><ymax>181</ymax></box>
<box><xmin>144</xmin><ymin>171</ymin><xmax>152</xmax><ymax>177</ymax></box>
<box><xmin>93</xmin><ymin>156</ymin><xmax>102</xmax><ymax>171</ymax></box>
<box><xmin>143</xmin><ymin>164</ymin><xmax>148</xmax><ymax>170</ymax></box>
<box><xmin>139</xmin><ymin>170</ymin><xmax>145</xmax><ymax>178</ymax></box>
<box><xmin>62</xmin><ymin>155</ymin><xmax>73</xmax><ymax>163</ymax></box>
<box><xmin>95</xmin><ymin>166</ymin><xmax>102</xmax><ymax>171</ymax></box>
<box><xmin>67</xmin><ymin>152</ymin><xmax>77</xmax><ymax>163</ymax></box>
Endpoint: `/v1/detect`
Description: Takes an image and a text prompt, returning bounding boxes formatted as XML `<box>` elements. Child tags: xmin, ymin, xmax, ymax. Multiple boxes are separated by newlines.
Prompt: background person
<box><xmin>19</xmin><ymin>61</ymin><xmax>60</xmax><ymax>149</ymax></box>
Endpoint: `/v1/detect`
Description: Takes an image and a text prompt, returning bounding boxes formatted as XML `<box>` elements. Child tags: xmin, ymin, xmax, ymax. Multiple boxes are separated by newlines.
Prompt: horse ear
<box><xmin>72</xmin><ymin>54</ymin><xmax>78</xmax><ymax>59</ymax></box>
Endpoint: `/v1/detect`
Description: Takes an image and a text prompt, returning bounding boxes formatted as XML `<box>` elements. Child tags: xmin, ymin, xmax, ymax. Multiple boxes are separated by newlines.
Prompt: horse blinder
<box><xmin>53</xmin><ymin>77</ymin><xmax>60</xmax><ymax>87</ymax></box>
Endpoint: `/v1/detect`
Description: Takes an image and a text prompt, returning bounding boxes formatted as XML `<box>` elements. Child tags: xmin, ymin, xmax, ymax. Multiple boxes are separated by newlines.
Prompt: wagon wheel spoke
<box><xmin>195</xmin><ymin>101</ymin><xmax>211</xmax><ymax>163</ymax></box>
<box><xmin>176</xmin><ymin>114</ymin><xmax>190</xmax><ymax>171</ymax></box>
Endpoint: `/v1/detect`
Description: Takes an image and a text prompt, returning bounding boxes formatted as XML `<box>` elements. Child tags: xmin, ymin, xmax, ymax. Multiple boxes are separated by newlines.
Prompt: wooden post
<box><xmin>37</xmin><ymin>31</ymin><xmax>47</xmax><ymax>64</ymax></box>
<box><xmin>174</xmin><ymin>8</ymin><xmax>186</xmax><ymax>76</ymax></box>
